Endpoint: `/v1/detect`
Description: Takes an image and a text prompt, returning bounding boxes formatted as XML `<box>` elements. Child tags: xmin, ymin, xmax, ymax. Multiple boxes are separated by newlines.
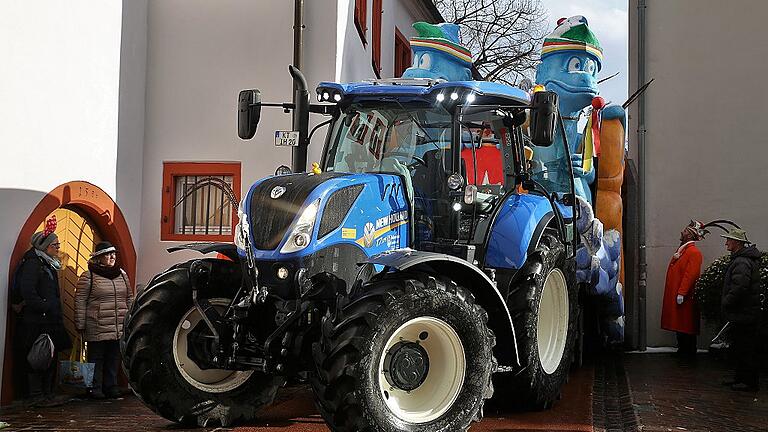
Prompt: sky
<box><xmin>538</xmin><ymin>0</ymin><xmax>628</xmax><ymax>107</ymax></box>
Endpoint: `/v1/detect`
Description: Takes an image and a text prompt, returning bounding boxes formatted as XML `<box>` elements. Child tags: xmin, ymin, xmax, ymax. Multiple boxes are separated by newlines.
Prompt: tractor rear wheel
<box><xmin>504</xmin><ymin>233</ymin><xmax>578</xmax><ymax>409</ymax></box>
<box><xmin>120</xmin><ymin>261</ymin><xmax>283</xmax><ymax>426</ymax></box>
<box><xmin>311</xmin><ymin>274</ymin><xmax>496</xmax><ymax>431</ymax></box>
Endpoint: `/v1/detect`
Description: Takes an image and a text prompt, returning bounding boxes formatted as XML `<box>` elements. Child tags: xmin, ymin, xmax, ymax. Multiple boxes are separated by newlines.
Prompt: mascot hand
<box><xmin>571</xmin><ymin>153</ymin><xmax>596</xmax><ymax>184</ymax></box>
<box><xmin>571</xmin><ymin>153</ymin><xmax>593</xmax><ymax>176</ymax></box>
<box><xmin>676</xmin><ymin>295</ymin><xmax>684</xmax><ymax>305</ymax></box>
<box><xmin>601</xmin><ymin>105</ymin><xmax>627</xmax><ymax>132</ymax></box>
<box><xmin>601</xmin><ymin>104</ymin><xmax>625</xmax><ymax>120</ymax></box>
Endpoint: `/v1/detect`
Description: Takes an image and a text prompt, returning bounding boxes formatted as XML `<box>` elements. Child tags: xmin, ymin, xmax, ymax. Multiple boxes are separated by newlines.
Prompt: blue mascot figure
<box><xmin>535</xmin><ymin>15</ymin><xmax>625</xmax><ymax>205</ymax></box>
<box><xmin>536</xmin><ymin>16</ymin><xmax>627</xmax><ymax>344</ymax></box>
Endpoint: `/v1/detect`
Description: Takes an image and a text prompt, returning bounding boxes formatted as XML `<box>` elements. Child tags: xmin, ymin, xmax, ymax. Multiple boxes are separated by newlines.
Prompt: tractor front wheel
<box><xmin>120</xmin><ymin>262</ymin><xmax>283</xmax><ymax>426</ymax></box>
<box><xmin>311</xmin><ymin>274</ymin><xmax>496</xmax><ymax>431</ymax></box>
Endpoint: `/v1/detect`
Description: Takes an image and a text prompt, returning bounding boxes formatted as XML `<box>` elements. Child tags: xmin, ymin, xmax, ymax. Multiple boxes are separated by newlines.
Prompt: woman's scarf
<box><xmin>35</xmin><ymin>248</ymin><xmax>61</xmax><ymax>271</ymax></box>
<box><xmin>88</xmin><ymin>261</ymin><xmax>122</xmax><ymax>279</ymax></box>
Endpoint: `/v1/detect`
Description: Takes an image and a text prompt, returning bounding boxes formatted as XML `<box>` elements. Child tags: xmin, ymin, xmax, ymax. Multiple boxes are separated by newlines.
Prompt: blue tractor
<box><xmin>121</xmin><ymin>67</ymin><xmax>579</xmax><ymax>430</ymax></box>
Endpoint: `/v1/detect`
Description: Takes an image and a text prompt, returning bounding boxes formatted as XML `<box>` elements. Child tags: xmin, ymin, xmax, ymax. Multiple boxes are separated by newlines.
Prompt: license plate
<box><xmin>275</xmin><ymin>131</ymin><xmax>300</xmax><ymax>147</ymax></box>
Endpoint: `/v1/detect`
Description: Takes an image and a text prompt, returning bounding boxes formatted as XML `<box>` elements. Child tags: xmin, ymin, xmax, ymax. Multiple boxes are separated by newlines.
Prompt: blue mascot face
<box><xmin>403</xmin><ymin>51</ymin><xmax>472</xmax><ymax>81</ymax></box>
<box><xmin>535</xmin><ymin>16</ymin><xmax>604</xmax><ymax>115</ymax></box>
<box><xmin>535</xmin><ymin>51</ymin><xmax>600</xmax><ymax>115</ymax></box>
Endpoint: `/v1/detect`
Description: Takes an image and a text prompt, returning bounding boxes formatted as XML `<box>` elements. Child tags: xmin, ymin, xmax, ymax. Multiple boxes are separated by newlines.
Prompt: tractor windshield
<box><xmin>324</xmin><ymin>102</ymin><xmax>452</xmax><ymax>176</ymax></box>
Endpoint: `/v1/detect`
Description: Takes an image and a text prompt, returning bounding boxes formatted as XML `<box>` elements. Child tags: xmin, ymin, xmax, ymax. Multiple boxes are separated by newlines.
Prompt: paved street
<box><xmin>626</xmin><ymin>352</ymin><xmax>768</xmax><ymax>432</ymax></box>
<box><xmin>2</xmin><ymin>352</ymin><xmax>766</xmax><ymax>431</ymax></box>
<box><xmin>0</xmin><ymin>367</ymin><xmax>594</xmax><ymax>431</ymax></box>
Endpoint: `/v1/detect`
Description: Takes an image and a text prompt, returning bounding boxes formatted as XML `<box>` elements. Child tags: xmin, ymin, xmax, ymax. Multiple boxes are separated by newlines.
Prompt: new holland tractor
<box><xmin>120</xmin><ymin>66</ymin><xmax>580</xmax><ymax>431</ymax></box>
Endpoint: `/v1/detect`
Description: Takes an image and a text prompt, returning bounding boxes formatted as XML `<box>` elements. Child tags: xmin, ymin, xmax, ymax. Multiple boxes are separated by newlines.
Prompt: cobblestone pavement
<box><xmin>625</xmin><ymin>352</ymin><xmax>768</xmax><ymax>432</ymax></box>
<box><xmin>0</xmin><ymin>366</ymin><xmax>594</xmax><ymax>431</ymax></box>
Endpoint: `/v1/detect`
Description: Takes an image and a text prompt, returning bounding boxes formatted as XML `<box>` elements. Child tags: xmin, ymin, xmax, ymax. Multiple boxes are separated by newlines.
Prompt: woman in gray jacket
<box><xmin>75</xmin><ymin>241</ymin><xmax>133</xmax><ymax>399</ymax></box>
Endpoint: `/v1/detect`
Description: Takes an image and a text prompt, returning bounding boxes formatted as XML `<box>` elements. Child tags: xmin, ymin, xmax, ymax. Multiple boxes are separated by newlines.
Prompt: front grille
<box><xmin>318</xmin><ymin>185</ymin><xmax>364</xmax><ymax>239</ymax></box>
<box><xmin>249</xmin><ymin>173</ymin><xmax>345</xmax><ymax>250</ymax></box>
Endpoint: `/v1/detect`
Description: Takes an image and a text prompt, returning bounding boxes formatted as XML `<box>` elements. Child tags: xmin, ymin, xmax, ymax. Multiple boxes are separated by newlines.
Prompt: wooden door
<box><xmin>36</xmin><ymin>207</ymin><xmax>102</xmax><ymax>343</ymax></box>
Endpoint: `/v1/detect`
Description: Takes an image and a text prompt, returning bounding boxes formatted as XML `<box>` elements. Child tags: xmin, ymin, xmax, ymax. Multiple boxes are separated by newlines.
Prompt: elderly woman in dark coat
<box><xmin>17</xmin><ymin>216</ymin><xmax>72</xmax><ymax>406</ymax></box>
<box><xmin>75</xmin><ymin>241</ymin><xmax>133</xmax><ymax>399</ymax></box>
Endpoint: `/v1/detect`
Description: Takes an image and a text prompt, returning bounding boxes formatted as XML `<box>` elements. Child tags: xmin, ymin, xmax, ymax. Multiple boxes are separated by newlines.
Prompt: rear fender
<box><xmin>485</xmin><ymin>194</ymin><xmax>554</xmax><ymax>269</ymax></box>
<box><xmin>363</xmin><ymin>249</ymin><xmax>520</xmax><ymax>367</ymax></box>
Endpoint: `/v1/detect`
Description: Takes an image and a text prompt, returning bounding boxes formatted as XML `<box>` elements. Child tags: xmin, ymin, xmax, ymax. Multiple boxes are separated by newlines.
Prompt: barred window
<box><xmin>161</xmin><ymin>162</ymin><xmax>241</xmax><ymax>241</ymax></box>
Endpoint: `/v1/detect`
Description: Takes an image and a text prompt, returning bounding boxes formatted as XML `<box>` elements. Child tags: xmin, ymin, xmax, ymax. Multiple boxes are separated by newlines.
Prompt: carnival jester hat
<box><xmin>402</xmin><ymin>22</ymin><xmax>472</xmax><ymax>81</ymax></box>
<box><xmin>542</xmin><ymin>16</ymin><xmax>603</xmax><ymax>71</ymax></box>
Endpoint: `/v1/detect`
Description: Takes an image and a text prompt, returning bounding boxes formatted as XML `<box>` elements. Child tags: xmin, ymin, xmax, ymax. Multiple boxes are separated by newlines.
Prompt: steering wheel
<box><xmin>383</xmin><ymin>151</ymin><xmax>427</xmax><ymax>168</ymax></box>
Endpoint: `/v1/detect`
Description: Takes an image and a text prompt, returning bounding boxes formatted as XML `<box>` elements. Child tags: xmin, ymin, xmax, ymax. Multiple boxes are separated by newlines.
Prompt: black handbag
<box><xmin>27</xmin><ymin>333</ymin><xmax>55</xmax><ymax>371</ymax></box>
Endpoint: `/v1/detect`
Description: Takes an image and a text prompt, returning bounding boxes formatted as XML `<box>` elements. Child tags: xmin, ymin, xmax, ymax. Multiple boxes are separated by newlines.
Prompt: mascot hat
<box><xmin>409</xmin><ymin>22</ymin><xmax>472</xmax><ymax>68</ymax></box>
<box><xmin>541</xmin><ymin>16</ymin><xmax>603</xmax><ymax>71</ymax></box>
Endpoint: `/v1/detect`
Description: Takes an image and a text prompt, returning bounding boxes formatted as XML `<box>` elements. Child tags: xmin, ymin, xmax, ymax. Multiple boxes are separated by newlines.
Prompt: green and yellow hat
<box><xmin>410</xmin><ymin>22</ymin><xmax>473</xmax><ymax>66</ymax></box>
<box><xmin>542</xmin><ymin>16</ymin><xmax>603</xmax><ymax>70</ymax></box>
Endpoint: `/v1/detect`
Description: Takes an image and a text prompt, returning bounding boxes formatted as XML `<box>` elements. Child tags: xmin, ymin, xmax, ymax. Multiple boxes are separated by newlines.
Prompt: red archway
<box><xmin>2</xmin><ymin>181</ymin><xmax>136</xmax><ymax>405</ymax></box>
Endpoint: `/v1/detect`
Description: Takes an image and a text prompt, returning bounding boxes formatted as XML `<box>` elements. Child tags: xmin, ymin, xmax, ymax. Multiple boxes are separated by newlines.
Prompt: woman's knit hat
<box><xmin>30</xmin><ymin>216</ymin><xmax>59</xmax><ymax>251</ymax></box>
<box><xmin>91</xmin><ymin>241</ymin><xmax>117</xmax><ymax>258</ymax></box>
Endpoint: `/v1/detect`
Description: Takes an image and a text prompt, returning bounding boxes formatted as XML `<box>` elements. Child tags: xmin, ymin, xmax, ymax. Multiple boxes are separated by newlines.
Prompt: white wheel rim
<box><xmin>377</xmin><ymin>317</ymin><xmax>465</xmax><ymax>424</ymax></box>
<box><xmin>536</xmin><ymin>268</ymin><xmax>569</xmax><ymax>374</ymax></box>
<box><xmin>173</xmin><ymin>298</ymin><xmax>253</xmax><ymax>393</ymax></box>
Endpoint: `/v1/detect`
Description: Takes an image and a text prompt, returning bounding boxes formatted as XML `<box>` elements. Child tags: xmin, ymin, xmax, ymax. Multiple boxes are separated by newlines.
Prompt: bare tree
<box><xmin>435</xmin><ymin>0</ymin><xmax>547</xmax><ymax>85</ymax></box>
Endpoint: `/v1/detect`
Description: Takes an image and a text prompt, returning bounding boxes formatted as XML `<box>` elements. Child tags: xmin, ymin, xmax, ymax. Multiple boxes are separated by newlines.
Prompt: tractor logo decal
<box><xmin>362</xmin><ymin>222</ymin><xmax>376</xmax><ymax>247</ymax></box>
<box><xmin>356</xmin><ymin>211</ymin><xmax>409</xmax><ymax>248</ymax></box>
<box><xmin>270</xmin><ymin>186</ymin><xmax>286</xmax><ymax>199</ymax></box>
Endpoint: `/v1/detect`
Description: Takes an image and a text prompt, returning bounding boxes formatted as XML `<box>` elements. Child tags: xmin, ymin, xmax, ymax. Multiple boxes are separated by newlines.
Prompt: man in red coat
<box><xmin>661</xmin><ymin>220</ymin><xmax>705</xmax><ymax>355</ymax></box>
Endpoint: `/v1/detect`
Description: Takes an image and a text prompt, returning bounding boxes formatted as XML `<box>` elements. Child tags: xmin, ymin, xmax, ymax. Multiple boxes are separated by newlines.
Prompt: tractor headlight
<box><xmin>280</xmin><ymin>199</ymin><xmax>321</xmax><ymax>253</ymax></box>
<box><xmin>235</xmin><ymin>200</ymin><xmax>250</xmax><ymax>252</ymax></box>
<box><xmin>316</xmin><ymin>84</ymin><xmax>345</xmax><ymax>104</ymax></box>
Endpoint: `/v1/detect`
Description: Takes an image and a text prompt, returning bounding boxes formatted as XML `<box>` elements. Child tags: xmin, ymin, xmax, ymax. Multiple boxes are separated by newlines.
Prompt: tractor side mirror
<box><xmin>238</xmin><ymin>89</ymin><xmax>262</xmax><ymax>139</ymax></box>
<box><xmin>529</xmin><ymin>91</ymin><xmax>558</xmax><ymax>146</ymax></box>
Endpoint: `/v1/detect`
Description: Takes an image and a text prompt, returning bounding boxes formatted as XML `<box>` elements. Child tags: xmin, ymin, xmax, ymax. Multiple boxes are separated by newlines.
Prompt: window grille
<box><xmin>173</xmin><ymin>175</ymin><xmax>234</xmax><ymax>236</ymax></box>
<box><xmin>161</xmin><ymin>162</ymin><xmax>241</xmax><ymax>242</ymax></box>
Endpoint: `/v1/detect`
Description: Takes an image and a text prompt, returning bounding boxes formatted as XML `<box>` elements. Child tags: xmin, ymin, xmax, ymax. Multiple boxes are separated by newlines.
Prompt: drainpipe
<box><xmin>637</xmin><ymin>0</ymin><xmax>648</xmax><ymax>350</ymax></box>
<box><xmin>292</xmin><ymin>0</ymin><xmax>307</xmax><ymax>172</ymax></box>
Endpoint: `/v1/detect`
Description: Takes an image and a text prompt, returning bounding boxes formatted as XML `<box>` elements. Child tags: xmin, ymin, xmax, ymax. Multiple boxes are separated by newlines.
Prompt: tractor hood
<box><xmin>239</xmin><ymin>172</ymin><xmax>410</xmax><ymax>260</ymax></box>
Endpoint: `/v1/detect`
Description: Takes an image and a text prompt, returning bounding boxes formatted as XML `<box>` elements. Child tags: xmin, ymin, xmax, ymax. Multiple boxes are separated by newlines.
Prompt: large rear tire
<box><xmin>311</xmin><ymin>274</ymin><xmax>496</xmax><ymax>431</ymax></box>
<box><xmin>504</xmin><ymin>233</ymin><xmax>578</xmax><ymax>409</ymax></box>
<box><xmin>120</xmin><ymin>262</ymin><xmax>282</xmax><ymax>426</ymax></box>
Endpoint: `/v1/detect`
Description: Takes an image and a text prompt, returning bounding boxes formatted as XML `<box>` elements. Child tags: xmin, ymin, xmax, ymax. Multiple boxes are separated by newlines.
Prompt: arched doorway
<box><xmin>2</xmin><ymin>181</ymin><xmax>135</xmax><ymax>405</ymax></box>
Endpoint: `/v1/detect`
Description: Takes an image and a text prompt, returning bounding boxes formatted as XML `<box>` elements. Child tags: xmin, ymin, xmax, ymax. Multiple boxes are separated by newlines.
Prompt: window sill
<box><xmin>160</xmin><ymin>232</ymin><xmax>235</xmax><ymax>242</ymax></box>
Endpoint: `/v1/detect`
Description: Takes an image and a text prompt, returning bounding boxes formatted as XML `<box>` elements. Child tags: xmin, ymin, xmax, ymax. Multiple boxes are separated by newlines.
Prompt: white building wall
<box><xmin>303</xmin><ymin>1</ymin><xmax>339</xmax><ymax>166</ymax></box>
<box><xmin>137</xmin><ymin>0</ymin><xmax>296</xmax><ymax>283</ymax></box>
<box><xmin>629</xmin><ymin>0</ymin><xmax>768</xmax><ymax>347</ymax></box>
<box><xmin>337</xmin><ymin>0</ymin><xmax>429</xmax><ymax>84</ymax></box>
<box><xmin>137</xmin><ymin>0</ymin><xmax>434</xmax><ymax>285</ymax></box>
<box><xmin>116</xmin><ymin>0</ymin><xmax>149</xmax><ymax>253</ymax></box>
<box><xmin>0</xmin><ymin>0</ymin><xmax>125</xmax><ymax>382</ymax></box>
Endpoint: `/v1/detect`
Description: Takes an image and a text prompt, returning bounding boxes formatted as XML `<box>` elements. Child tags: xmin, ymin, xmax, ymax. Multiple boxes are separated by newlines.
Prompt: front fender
<box><xmin>364</xmin><ymin>249</ymin><xmax>520</xmax><ymax>367</ymax></box>
<box><xmin>167</xmin><ymin>242</ymin><xmax>240</xmax><ymax>262</ymax></box>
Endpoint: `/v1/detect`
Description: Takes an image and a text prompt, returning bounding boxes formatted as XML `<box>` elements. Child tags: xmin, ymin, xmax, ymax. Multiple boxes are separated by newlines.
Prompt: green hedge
<box><xmin>694</xmin><ymin>252</ymin><xmax>768</xmax><ymax>321</ymax></box>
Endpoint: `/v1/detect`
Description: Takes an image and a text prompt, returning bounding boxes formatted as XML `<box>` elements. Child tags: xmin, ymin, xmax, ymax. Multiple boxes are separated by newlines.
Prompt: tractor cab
<box><xmin>317</xmin><ymin>78</ymin><xmax>575</xmax><ymax>261</ymax></box>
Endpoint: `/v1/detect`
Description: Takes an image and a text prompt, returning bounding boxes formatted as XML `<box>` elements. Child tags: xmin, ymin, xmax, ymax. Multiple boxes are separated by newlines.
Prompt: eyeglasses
<box><xmin>50</xmin><ymin>243</ymin><xmax>61</xmax><ymax>248</ymax></box>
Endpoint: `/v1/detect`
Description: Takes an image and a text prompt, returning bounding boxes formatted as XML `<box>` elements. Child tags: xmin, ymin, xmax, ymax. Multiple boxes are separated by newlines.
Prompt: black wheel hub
<box><xmin>383</xmin><ymin>341</ymin><xmax>430</xmax><ymax>391</ymax></box>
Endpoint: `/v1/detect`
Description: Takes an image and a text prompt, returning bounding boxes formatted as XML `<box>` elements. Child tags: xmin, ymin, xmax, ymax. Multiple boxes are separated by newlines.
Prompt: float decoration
<box><xmin>535</xmin><ymin>16</ymin><xmax>627</xmax><ymax>343</ymax></box>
